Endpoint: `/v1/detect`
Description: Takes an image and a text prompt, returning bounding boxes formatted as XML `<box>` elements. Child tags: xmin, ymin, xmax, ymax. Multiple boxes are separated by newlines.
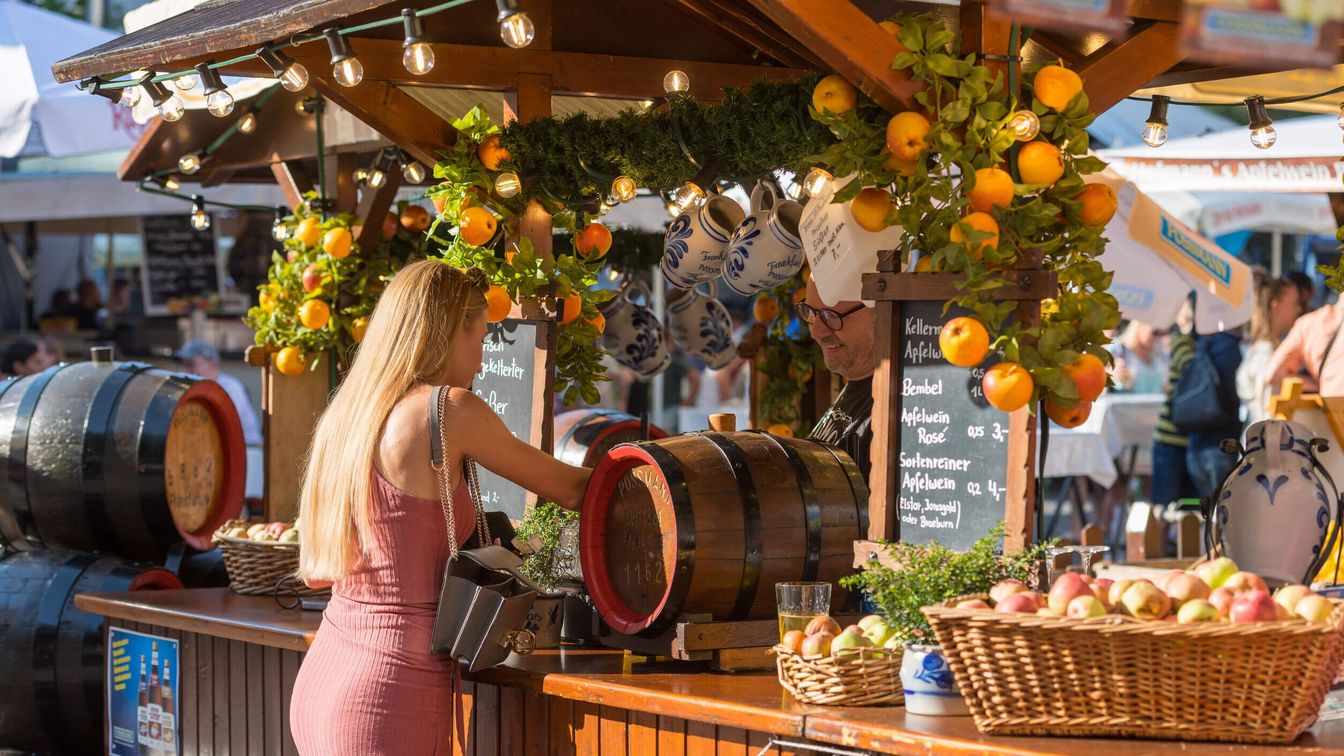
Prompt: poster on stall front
<box><xmin>1180</xmin><ymin>0</ymin><xmax>1344</xmax><ymax>70</ymax></box>
<box><xmin>108</xmin><ymin>627</ymin><xmax>181</xmax><ymax>756</ymax></box>
<box><xmin>989</xmin><ymin>0</ymin><xmax>1127</xmax><ymax>35</ymax></box>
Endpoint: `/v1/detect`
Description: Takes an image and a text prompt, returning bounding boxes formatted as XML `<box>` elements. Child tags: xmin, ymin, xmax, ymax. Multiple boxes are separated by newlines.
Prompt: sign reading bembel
<box><xmin>108</xmin><ymin>627</ymin><xmax>180</xmax><ymax>756</ymax></box>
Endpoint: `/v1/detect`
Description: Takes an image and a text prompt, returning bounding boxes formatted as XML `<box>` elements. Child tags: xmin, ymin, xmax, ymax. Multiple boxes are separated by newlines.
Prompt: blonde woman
<box><xmin>290</xmin><ymin>260</ymin><xmax>590</xmax><ymax>754</ymax></box>
<box><xmin>1237</xmin><ymin>278</ymin><xmax>1303</xmax><ymax>425</ymax></box>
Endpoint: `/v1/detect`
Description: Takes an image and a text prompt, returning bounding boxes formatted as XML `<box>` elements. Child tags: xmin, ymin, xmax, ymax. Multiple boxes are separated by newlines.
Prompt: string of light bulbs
<box><xmin>1130</xmin><ymin>85</ymin><xmax>1344</xmax><ymax>149</ymax></box>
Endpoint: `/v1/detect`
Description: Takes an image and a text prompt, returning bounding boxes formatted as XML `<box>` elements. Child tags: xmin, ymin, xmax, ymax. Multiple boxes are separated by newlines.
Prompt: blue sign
<box><xmin>107</xmin><ymin>627</ymin><xmax>180</xmax><ymax>756</ymax></box>
<box><xmin>1159</xmin><ymin>216</ymin><xmax>1232</xmax><ymax>285</ymax></box>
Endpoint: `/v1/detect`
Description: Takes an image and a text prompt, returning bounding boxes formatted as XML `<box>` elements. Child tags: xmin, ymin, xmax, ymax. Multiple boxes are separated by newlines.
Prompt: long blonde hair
<box><xmin>1248</xmin><ymin>278</ymin><xmax>1295</xmax><ymax>346</ymax></box>
<box><xmin>297</xmin><ymin>260</ymin><xmax>487</xmax><ymax>581</ymax></box>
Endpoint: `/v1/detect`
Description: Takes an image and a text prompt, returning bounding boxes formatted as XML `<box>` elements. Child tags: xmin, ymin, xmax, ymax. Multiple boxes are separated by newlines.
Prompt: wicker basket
<box><xmin>773</xmin><ymin>645</ymin><xmax>904</xmax><ymax>706</ymax></box>
<box><xmin>212</xmin><ymin>531</ymin><xmax>329</xmax><ymax>598</ymax></box>
<box><xmin>923</xmin><ymin>595</ymin><xmax>1344</xmax><ymax>744</ymax></box>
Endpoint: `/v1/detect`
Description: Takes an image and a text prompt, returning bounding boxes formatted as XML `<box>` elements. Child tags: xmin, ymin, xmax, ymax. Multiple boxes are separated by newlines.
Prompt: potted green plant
<box><xmin>841</xmin><ymin>525</ymin><xmax>1054</xmax><ymax>716</ymax></box>
<box><xmin>516</xmin><ymin>502</ymin><xmax>578</xmax><ymax>648</ymax></box>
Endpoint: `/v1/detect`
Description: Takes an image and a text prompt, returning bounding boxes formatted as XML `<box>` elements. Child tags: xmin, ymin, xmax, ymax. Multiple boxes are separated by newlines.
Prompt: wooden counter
<box><xmin>76</xmin><ymin>589</ymin><xmax>1344</xmax><ymax>755</ymax></box>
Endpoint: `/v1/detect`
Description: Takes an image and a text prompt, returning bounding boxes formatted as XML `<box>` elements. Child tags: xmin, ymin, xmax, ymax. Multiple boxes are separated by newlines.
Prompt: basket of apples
<box><xmin>772</xmin><ymin>614</ymin><xmax>904</xmax><ymax>706</ymax></box>
<box><xmin>212</xmin><ymin>518</ymin><xmax>328</xmax><ymax>597</ymax></box>
<box><xmin>921</xmin><ymin>557</ymin><xmax>1344</xmax><ymax>744</ymax></box>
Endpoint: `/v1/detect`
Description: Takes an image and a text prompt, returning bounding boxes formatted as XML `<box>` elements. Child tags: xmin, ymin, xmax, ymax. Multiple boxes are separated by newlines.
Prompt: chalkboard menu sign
<box><xmin>139</xmin><ymin>214</ymin><xmax>220</xmax><ymax>315</ymax></box>
<box><xmin>897</xmin><ymin>300</ymin><xmax>1008</xmax><ymax>551</ymax></box>
<box><xmin>472</xmin><ymin>319</ymin><xmax>541</xmax><ymax>520</ymax></box>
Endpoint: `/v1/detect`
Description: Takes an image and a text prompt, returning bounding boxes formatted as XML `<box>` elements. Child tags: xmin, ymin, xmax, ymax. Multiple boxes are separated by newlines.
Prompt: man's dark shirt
<box><xmin>807</xmin><ymin>376</ymin><xmax>873</xmax><ymax>480</ymax></box>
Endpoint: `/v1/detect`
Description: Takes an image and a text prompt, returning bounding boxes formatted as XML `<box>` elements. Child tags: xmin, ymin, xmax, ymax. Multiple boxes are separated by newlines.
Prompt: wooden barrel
<box><xmin>579</xmin><ymin>431</ymin><xmax>869</xmax><ymax>636</ymax></box>
<box><xmin>553</xmin><ymin>409</ymin><xmax>666</xmax><ymax>467</ymax></box>
<box><xmin>0</xmin><ymin>352</ymin><xmax>246</xmax><ymax>561</ymax></box>
<box><xmin>0</xmin><ymin>549</ymin><xmax>182</xmax><ymax>753</ymax></box>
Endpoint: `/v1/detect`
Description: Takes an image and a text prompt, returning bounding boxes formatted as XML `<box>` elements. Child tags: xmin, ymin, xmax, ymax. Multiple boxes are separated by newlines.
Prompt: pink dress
<box><xmin>290</xmin><ymin>469</ymin><xmax>476</xmax><ymax>755</ymax></box>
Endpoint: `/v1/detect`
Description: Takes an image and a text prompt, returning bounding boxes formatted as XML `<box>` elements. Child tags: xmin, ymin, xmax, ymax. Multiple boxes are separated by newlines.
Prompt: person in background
<box><xmin>1237</xmin><ymin>277</ymin><xmax>1303</xmax><ymax>425</ymax></box>
<box><xmin>176</xmin><ymin>341</ymin><xmax>263</xmax><ymax>446</ymax></box>
<box><xmin>1151</xmin><ymin>302</ymin><xmax>1197</xmax><ymax>506</ymax></box>
<box><xmin>67</xmin><ymin>280</ymin><xmax>104</xmax><ymax>330</ymax></box>
<box><xmin>800</xmin><ymin>277</ymin><xmax>875</xmax><ymax>479</ymax></box>
<box><xmin>1</xmin><ymin>338</ymin><xmax>57</xmax><ymax>377</ymax></box>
<box><xmin>1287</xmin><ymin>271</ymin><xmax>1316</xmax><ymax>313</ymax></box>
<box><xmin>41</xmin><ymin>289</ymin><xmax>71</xmax><ymax>320</ymax></box>
<box><xmin>1266</xmin><ymin>291</ymin><xmax>1344</xmax><ymax>399</ymax></box>
<box><xmin>1185</xmin><ymin>325</ymin><xmax>1244</xmax><ymax>499</ymax></box>
<box><xmin>1108</xmin><ymin>320</ymin><xmax>1169</xmax><ymax>394</ymax></box>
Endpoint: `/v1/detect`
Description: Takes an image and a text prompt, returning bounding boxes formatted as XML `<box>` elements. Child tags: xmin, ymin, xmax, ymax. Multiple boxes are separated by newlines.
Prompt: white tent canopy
<box><xmin>1098</xmin><ymin>115</ymin><xmax>1344</xmax><ymax>193</ymax></box>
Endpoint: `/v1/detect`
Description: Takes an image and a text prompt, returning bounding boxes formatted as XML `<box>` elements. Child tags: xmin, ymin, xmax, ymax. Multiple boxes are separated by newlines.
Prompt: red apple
<box><xmin>1224</xmin><ymin>572</ymin><xmax>1268</xmax><ymax>595</ymax></box>
<box><xmin>1208</xmin><ymin>587</ymin><xmax>1238</xmax><ymax>618</ymax></box>
<box><xmin>1230</xmin><ymin>590</ymin><xmax>1279</xmax><ymax>623</ymax></box>
<box><xmin>1067</xmin><ymin>595</ymin><xmax>1106</xmax><ymax>619</ymax></box>
<box><xmin>804</xmin><ymin>616</ymin><xmax>841</xmax><ymax>637</ymax></box>
<box><xmin>1153</xmin><ymin>569</ymin><xmax>1186</xmax><ymax>593</ymax></box>
<box><xmin>989</xmin><ymin>579</ymin><xmax>1029</xmax><ymax>604</ymax></box>
<box><xmin>800</xmin><ymin>632</ymin><xmax>834</xmax><ymax>657</ymax></box>
<box><xmin>1163</xmin><ymin>573</ymin><xmax>1211</xmax><ymax>609</ymax></box>
<box><xmin>1091</xmin><ymin>578</ymin><xmax>1114</xmax><ymax>608</ymax></box>
<box><xmin>302</xmin><ymin>264</ymin><xmax>323</xmax><ymax>293</ymax></box>
<box><xmin>1176</xmin><ymin>599</ymin><xmax>1220</xmax><ymax>624</ymax></box>
<box><xmin>1048</xmin><ymin>572</ymin><xmax>1094</xmax><ymax>614</ymax></box>
<box><xmin>996</xmin><ymin>592</ymin><xmax>1042</xmax><ymax>614</ymax></box>
<box><xmin>842</xmin><ymin>624</ymin><xmax>865</xmax><ymax>637</ymax></box>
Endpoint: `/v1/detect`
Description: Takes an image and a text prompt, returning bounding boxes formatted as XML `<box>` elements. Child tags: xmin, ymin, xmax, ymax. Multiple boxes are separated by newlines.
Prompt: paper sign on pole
<box><xmin>1180</xmin><ymin>0</ymin><xmax>1344</xmax><ymax>69</ymax></box>
<box><xmin>799</xmin><ymin>177</ymin><xmax>903</xmax><ymax>307</ymax></box>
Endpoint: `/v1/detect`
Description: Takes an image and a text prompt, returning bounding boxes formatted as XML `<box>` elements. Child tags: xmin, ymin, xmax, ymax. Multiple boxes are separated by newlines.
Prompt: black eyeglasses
<box><xmin>795</xmin><ymin>302</ymin><xmax>866</xmax><ymax>331</ymax></box>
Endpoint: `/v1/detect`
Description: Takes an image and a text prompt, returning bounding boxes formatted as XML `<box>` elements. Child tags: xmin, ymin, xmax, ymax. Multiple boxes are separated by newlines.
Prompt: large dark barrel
<box><xmin>579</xmin><ymin>431</ymin><xmax>869</xmax><ymax>636</ymax></box>
<box><xmin>553</xmin><ymin>409</ymin><xmax>666</xmax><ymax>468</ymax></box>
<box><xmin>0</xmin><ymin>350</ymin><xmax>246</xmax><ymax>561</ymax></box>
<box><xmin>0</xmin><ymin>549</ymin><xmax>182</xmax><ymax>753</ymax></box>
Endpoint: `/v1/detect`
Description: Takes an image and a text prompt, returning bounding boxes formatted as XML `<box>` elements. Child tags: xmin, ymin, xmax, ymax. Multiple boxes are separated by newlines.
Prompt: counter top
<box><xmin>76</xmin><ymin>589</ymin><xmax>1344</xmax><ymax>754</ymax></box>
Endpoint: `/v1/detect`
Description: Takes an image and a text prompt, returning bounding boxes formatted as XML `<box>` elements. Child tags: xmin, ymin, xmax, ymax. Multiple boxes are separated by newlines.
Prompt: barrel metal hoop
<box><xmin>82</xmin><ymin>363</ymin><xmax>151</xmax><ymax>553</ymax></box>
<box><xmin>137</xmin><ymin>380</ymin><xmax>189</xmax><ymax>548</ymax></box>
<box><xmin>639</xmin><ymin>442</ymin><xmax>697</xmax><ymax>637</ymax></box>
<box><xmin>701</xmin><ymin>433</ymin><xmax>764</xmax><ymax>621</ymax></box>
<box><xmin>809</xmin><ymin>438</ymin><xmax>871</xmax><ymax>537</ymax></box>
<box><xmin>761</xmin><ymin>435</ymin><xmax>823</xmax><ymax>583</ymax></box>
<box><xmin>33</xmin><ymin>552</ymin><xmax>97</xmax><ymax>754</ymax></box>
<box><xmin>5</xmin><ymin>364</ymin><xmax>66</xmax><ymax>544</ymax></box>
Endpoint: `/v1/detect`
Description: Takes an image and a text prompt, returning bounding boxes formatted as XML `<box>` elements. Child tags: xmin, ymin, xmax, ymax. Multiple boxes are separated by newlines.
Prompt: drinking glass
<box><xmin>775</xmin><ymin>582</ymin><xmax>831</xmax><ymax>640</ymax></box>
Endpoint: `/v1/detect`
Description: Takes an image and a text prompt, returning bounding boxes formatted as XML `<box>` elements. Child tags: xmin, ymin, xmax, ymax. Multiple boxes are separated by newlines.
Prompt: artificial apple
<box><xmin>956</xmin><ymin>599</ymin><xmax>991</xmax><ymax>610</ymax></box>
<box><xmin>1208</xmin><ymin>587</ymin><xmax>1237</xmax><ymax>618</ymax></box>
<box><xmin>996</xmin><ymin>592</ymin><xmax>1042</xmax><ymax>614</ymax></box>
<box><xmin>1066</xmin><ymin>595</ymin><xmax>1106</xmax><ymax>619</ymax></box>
<box><xmin>800</xmin><ymin>632</ymin><xmax>834</xmax><ymax>657</ymax></box>
<box><xmin>1176</xmin><ymin>599</ymin><xmax>1220</xmax><ymax>624</ymax></box>
<box><xmin>1192</xmin><ymin>557</ymin><xmax>1239</xmax><ymax>589</ymax></box>
<box><xmin>831</xmin><ymin>629</ymin><xmax>873</xmax><ymax>654</ymax></box>
<box><xmin>1229</xmin><ymin>590</ymin><xmax>1278</xmax><ymax>623</ymax></box>
<box><xmin>1164</xmin><ymin>573</ymin><xmax>1211</xmax><ymax>609</ymax></box>
<box><xmin>805</xmin><ymin>616</ymin><xmax>841</xmax><ymax>637</ymax></box>
<box><xmin>989</xmin><ymin>579</ymin><xmax>1029</xmax><ymax>604</ymax></box>
<box><xmin>1295</xmin><ymin>594</ymin><xmax>1334</xmax><ymax>623</ymax></box>
<box><xmin>781</xmin><ymin>630</ymin><xmax>806</xmax><ymax>653</ymax></box>
<box><xmin>1274</xmin><ymin>585</ymin><xmax>1314</xmax><ymax>617</ymax></box>
<box><xmin>1121</xmin><ymin>581</ymin><xmax>1171</xmax><ymax>620</ymax></box>
<box><xmin>1048</xmin><ymin>573</ymin><xmax>1094</xmax><ymax>614</ymax></box>
<box><xmin>1224</xmin><ymin>571</ymin><xmax>1268</xmax><ymax>595</ymax></box>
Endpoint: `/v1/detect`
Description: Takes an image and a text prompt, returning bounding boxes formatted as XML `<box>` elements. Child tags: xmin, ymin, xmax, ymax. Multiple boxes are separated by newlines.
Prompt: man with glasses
<box><xmin>798</xmin><ymin>278</ymin><xmax>876</xmax><ymax>479</ymax></box>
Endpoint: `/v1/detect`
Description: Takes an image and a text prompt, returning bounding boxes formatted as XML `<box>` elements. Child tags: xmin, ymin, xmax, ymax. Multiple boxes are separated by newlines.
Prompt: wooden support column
<box><xmin>354</xmin><ymin>172</ymin><xmax>402</xmax><ymax>253</ymax></box>
<box><xmin>334</xmin><ymin>153</ymin><xmax>358</xmax><ymax>215</ymax></box>
<box><xmin>270</xmin><ymin>160</ymin><xmax>312</xmax><ymax>211</ymax></box>
<box><xmin>868</xmin><ymin>253</ymin><xmax>900</xmax><ymax>541</ymax></box>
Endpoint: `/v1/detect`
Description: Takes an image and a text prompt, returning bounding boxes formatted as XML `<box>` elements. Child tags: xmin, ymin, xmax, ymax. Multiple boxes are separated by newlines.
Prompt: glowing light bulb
<box><xmin>333</xmin><ymin>58</ymin><xmax>363</xmax><ymax>87</ymax></box>
<box><xmin>403</xmin><ymin>43</ymin><xmax>435</xmax><ymax>75</ymax></box>
<box><xmin>663</xmin><ymin>70</ymin><xmax>690</xmax><ymax>95</ymax></box>
<box><xmin>157</xmin><ymin>95</ymin><xmax>185</xmax><ymax>122</ymax></box>
<box><xmin>295</xmin><ymin>99</ymin><xmax>312</xmax><ymax>115</ymax></box>
<box><xmin>272</xmin><ymin>219</ymin><xmax>290</xmax><ymax>241</ymax></box>
<box><xmin>1142</xmin><ymin>122</ymin><xmax>1168</xmax><ymax>148</ymax></box>
<box><xmin>238</xmin><ymin>111</ymin><xmax>258</xmax><ymax>134</ymax></box>
<box><xmin>500</xmin><ymin>13</ymin><xmax>534</xmax><ymax>48</ymax></box>
<box><xmin>402</xmin><ymin>160</ymin><xmax>427</xmax><ymax>184</ymax></box>
<box><xmin>1008</xmin><ymin>109</ymin><xmax>1040</xmax><ymax>141</ymax></box>
<box><xmin>279</xmin><ymin>62</ymin><xmax>309</xmax><ymax>92</ymax></box>
<box><xmin>119</xmin><ymin>86</ymin><xmax>141</xmax><ymax>109</ymax></box>
<box><xmin>206</xmin><ymin>89</ymin><xmax>234</xmax><ymax>117</ymax></box>
<box><xmin>494</xmin><ymin>172</ymin><xmax>522</xmax><ymax>198</ymax></box>
<box><xmin>190</xmin><ymin>198</ymin><xmax>210</xmax><ymax>231</ymax></box>
<box><xmin>1244</xmin><ymin>95</ymin><xmax>1275</xmax><ymax>150</ymax></box>
<box><xmin>173</xmin><ymin>73</ymin><xmax>199</xmax><ymax>91</ymax></box>
<box><xmin>162</xmin><ymin>177</ymin><xmax>180</xmax><ymax>192</ymax></box>
<box><xmin>353</xmin><ymin>167</ymin><xmax>369</xmax><ymax>183</ymax></box>
<box><xmin>611</xmin><ymin>175</ymin><xmax>637</xmax><ymax>203</ymax></box>
<box><xmin>367</xmin><ymin>167</ymin><xmax>387</xmax><ymax>189</ymax></box>
<box><xmin>804</xmin><ymin>167</ymin><xmax>833</xmax><ymax>196</ymax></box>
<box><xmin>1250</xmin><ymin>125</ymin><xmax>1277</xmax><ymax>150</ymax></box>
<box><xmin>672</xmin><ymin>181</ymin><xmax>705</xmax><ymax>212</ymax></box>
<box><xmin>178</xmin><ymin>153</ymin><xmax>202</xmax><ymax>175</ymax></box>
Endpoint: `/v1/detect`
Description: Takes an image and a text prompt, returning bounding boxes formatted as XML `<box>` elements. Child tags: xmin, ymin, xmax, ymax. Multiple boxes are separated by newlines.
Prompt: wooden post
<box><xmin>1125</xmin><ymin>502</ymin><xmax>1164</xmax><ymax>562</ymax></box>
<box><xmin>354</xmin><ymin>171</ymin><xmax>402</xmax><ymax>253</ymax></box>
<box><xmin>270</xmin><ymin>160</ymin><xmax>312</xmax><ymax>211</ymax></box>
<box><xmin>261</xmin><ymin>353</ymin><xmax>331</xmax><ymax>522</ymax></box>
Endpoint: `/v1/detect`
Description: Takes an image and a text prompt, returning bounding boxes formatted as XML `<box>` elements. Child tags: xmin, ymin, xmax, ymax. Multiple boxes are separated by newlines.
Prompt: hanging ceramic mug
<box><xmin>661</xmin><ymin>195</ymin><xmax>747</xmax><ymax>289</ymax></box>
<box><xmin>722</xmin><ymin>181</ymin><xmax>805</xmax><ymax>296</ymax></box>
<box><xmin>600</xmin><ymin>279</ymin><xmax>671</xmax><ymax>379</ymax></box>
<box><xmin>666</xmin><ymin>280</ymin><xmax>736</xmax><ymax>370</ymax></box>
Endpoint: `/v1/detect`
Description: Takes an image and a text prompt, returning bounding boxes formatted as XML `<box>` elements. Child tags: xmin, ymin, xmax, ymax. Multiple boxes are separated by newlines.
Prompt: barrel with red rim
<box><xmin>553</xmin><ymin>409</ymin><xmax>666</xmax><ymax>468</ymax></box>
<box><xmin>579</xmin><ymin>431</ymin><xmax>868</xmax><ymax>637</ymax></box>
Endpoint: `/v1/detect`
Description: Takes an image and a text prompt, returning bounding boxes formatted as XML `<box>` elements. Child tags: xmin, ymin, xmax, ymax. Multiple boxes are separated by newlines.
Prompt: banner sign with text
<box><xmin>990</xmin><ymin>0</ymin><xmax>1127</xmax><ymax>35</ymax></box>
<box><xmin>108</xmin><ymin>627</ymin><xmax>180</xmax><ymax>756</ymax></box>
<box><xmin>1101</xmin><ymin>155</ymin><xmax>1344</xmax><ymax>194</ymax></box>
<box><xmin>1181</xmin><ymin>0</ymin><xmax>1344</xmax><ymax>69</ymax></box>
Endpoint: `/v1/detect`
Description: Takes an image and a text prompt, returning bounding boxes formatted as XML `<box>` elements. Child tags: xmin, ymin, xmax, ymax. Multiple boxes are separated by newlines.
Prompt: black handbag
<box><xmin>427</xmin><ymin>385</ymin><xmax>539</xmax><ymax>672</ymax></box>
<box><xmin>1170</xmin><ymin>337</ymin><xmax>1236</xmax><ymax>433</ymax></box>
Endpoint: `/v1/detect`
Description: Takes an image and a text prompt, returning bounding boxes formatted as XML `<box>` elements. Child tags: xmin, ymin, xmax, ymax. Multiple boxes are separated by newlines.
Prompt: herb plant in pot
<box><xmin>841</xmin><ymin>527</ymin><xmax>1052</xmax><ymax>716</ymax></box>
<box><xmin>516</xmin><ymin>502</ymin><xmax>578</xmax><ymax>649</ymax></box>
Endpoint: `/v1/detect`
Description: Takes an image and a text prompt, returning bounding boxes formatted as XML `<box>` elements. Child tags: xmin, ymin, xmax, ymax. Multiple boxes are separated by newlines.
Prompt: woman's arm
<box><xmin>442</xmin><ymin>388</ymin><xmax>591</xmax><ymax>511</ymax></box>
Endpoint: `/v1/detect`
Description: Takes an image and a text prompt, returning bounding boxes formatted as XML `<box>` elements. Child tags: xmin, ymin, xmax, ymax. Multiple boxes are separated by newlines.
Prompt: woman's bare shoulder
<box><xmin>381</xmin><ymin>385</ymin><xmax>434</xmax><ymax>459</ymax></box>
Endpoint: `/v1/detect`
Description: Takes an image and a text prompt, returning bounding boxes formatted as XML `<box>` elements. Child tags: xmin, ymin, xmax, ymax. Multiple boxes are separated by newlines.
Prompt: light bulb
<box><xmin>238</xmin><ymin>111</ymin><xmax>258</xmax><ymax>134</ymax></box>
<box><xmin>612</xmin><ymin>175</ymin><xmax>637</xmax><ymax>203</ymax></box>
<box><xmin>1142</xmin><ymin>122</ymin><xmax>1168</xmax><ymax>148</ymax></box>
<box><xmin>672</xmin><ymin>181</ymin><xmax>705</xmax><ymax>212</ymax></box>
<box><xmin>190</xmin><ymin>198</ymin><xmax>210</xmax><ymax>231</ymax></box>
<box><xmin>402</xmin><ymin>160</ymin><xmax>427</xmax><ymax>184</ymax></box>
<box><xmin>178</xmin><ymin>153</ymin><xmax>202</xmax><ymax>175</ymax></box>
<box><xmin>804</xmin><ymin>167</ymin><xmax>833</xmax><ymax>196</ymax></box>
<box><xmin>500</xmin><ymin>13</ymin><xmax>534</xmax><ymax>48</ymax></box>
<box><xmin>272</xmin><ymin>219</ymin><xmax>290</xmax><ymax>241</ymax></box>
<box><xmin>295</xmin><ymin>98</ymin><xmax>311</xmax><ymax>115</ymax></box>
<box><xmin>162</xmin><ymin>177</ymin><xmax>180</xmax><ymax>192</ymax></box>
<box><xmin>663</xmin><ymin>70</ymin><xmax>690</xmax><ymax>95</ymax></box>
<box><xmin>173</xmin><ymin>73</ymin><xmax>199</xmax><ymax>91</ymax></box>
<box><xmin>157</xmin><ymin>95</ymin><xmax>185</xmax><ymax>122</ymax></box>
<box><xmin>279</xmin><ymin>62</ymin><xmax>308</xmax><ymax>92</ymax></box>
<box><xmin>333</xmin><ymin>58</ymin><xmax>364</xmax><ymax>87</ymax></box>
<box><xmin>1008</xmin><ymin>109</ymin><xmax>1040</xmax><ymax>141</ymax></box>
<box><xmin>353</xmin><ymin>167</ymin><xmax>369</xmax><ymax>183</ymax></box>
<box><xmin>495</xmin><ymin>172</ymin><xmax>521</xmax><ymax>198</ymax></box>
<box><xmin>367</xmin><ymin>167</ymin><xmax>387</xmax><ymax>189</ymax></box>
<box><xmin>786</xmin><ymin>182</ymin><xmax>803</xmax><ymax>200</ymax></box>
<box><xmin>206</xmin><ymin>89</ymin><xmax>234</xmax><ymax>117</ymax></box>
<box><xmin>1250</xmin><ymin>126</ymin><xmax>1277</xmax><ymax>150</ymax></box>
<box><xmin>1244</xmin><ymin>95</ymin><xmax>1275</xmax><ymax>150</ymax></box>
<box><xmin>403</xmin><ymin>43</ymin><xmax>435</xmax><ymax>75</ymax></box>
<box><xmin>118</xmin><ymin>86</ymin><xmax>141</xmax><ymax>109</ymax></box>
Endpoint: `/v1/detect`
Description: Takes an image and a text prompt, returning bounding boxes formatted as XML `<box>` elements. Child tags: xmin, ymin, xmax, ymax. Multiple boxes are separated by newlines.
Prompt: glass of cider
<box><xmin>775</xmin><ymin>582</ymin><xmax>831</xmax><ymax>640</ymax></box>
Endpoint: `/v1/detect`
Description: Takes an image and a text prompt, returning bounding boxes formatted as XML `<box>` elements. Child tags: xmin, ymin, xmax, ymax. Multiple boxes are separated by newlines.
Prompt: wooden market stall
<box><xmin>44</xmin><ymin>0</ymin><xmax>1344</xmax><ymax>753</ymax></box>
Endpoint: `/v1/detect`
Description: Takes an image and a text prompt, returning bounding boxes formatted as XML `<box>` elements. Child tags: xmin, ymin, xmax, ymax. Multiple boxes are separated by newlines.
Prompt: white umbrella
<box><xmin>1095</xmin><ymin>173</ymin><xmax>1255</xmax><ymax>334</ymax></box>
<box><xmin>0</xmin><ymin>1</ymin><xmax>144</xmax><ymax>158</ymax></box>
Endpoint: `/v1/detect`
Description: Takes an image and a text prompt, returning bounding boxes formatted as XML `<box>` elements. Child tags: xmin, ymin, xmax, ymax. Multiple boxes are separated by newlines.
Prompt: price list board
<box><xmin>139</xmin><ymin>214</ymin><xmax>220</xmax><ymax>315</ymax></box>
<box><xmin>470</xmin><ymin>319</ymin><xmax>549</xmax><ymax>521</ymax></box>
<box><xmin>896</xmin><ymin>300</ymin><xmax>1008</xmax><ymax>551</ymax></box>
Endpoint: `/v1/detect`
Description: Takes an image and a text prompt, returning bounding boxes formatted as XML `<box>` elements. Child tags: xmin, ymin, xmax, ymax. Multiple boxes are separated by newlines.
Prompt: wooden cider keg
<box><xmin>0</xmin><ymin>548</ymin><xmax>181</xmax><ymax>753</ymax></box>
<box><xmin>579</xmin><ymin>423</ymin><xmax>869</xmax><ymax>637</ymax></box>
<box><xmin>0</xmin><ymin>347</ymin><xmax>246</xmax><ymax>561</ymax></box>
<box><xmin>553</xmin><ymin>409</ymin><xmax>666</xmax><ymax>467</ymax></box>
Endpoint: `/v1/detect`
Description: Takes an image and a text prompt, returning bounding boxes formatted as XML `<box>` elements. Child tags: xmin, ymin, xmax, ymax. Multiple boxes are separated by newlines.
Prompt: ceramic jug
<box><xmin>900</xmin><ymin>643</ymin><xmax>969</xmax><ymax>716</ymax></box>
<box><xmin>665</xmin><ymin>280</ymin><xmax>735</xmax><ymax>370</ymax></box>
<box><xmin>599</xmin><ymin>279</ymin><xmax>671</xmax><ymax>379</ymax></box>
<box><xmin>722</xmin><ymin>181</ymin><xmax>804</xmax><ymax>296</ymax></box>
<box><xmin>1208</xmin><ymin>419</ymin><xmax>1342</xmax><ymax>586</ymax></box>
<box><xmin>661</xmin><ymin>195</ymin><xmax>746</xmax><ymax>289</ymax></box>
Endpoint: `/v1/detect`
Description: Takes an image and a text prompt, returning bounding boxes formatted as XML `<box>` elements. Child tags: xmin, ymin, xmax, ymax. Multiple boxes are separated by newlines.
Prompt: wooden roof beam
<box><xmin>669</xmin><ymin>0</ymin><xmax>817</xmax><ymax>69</ymax></box>
<box><xmin>744</xmin><ymin>0</ymin><xmax>920</xmax><ymax>113</ymax></box>
<box><xmin>308</xmin><ymin>77</ymin><xmax>457</xmax><ymax>168</ymax></box>
<box><xmin>1079</xmin><ymin>21</ymin><xmax>1186</xmax><ymax>113</ymax></box>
